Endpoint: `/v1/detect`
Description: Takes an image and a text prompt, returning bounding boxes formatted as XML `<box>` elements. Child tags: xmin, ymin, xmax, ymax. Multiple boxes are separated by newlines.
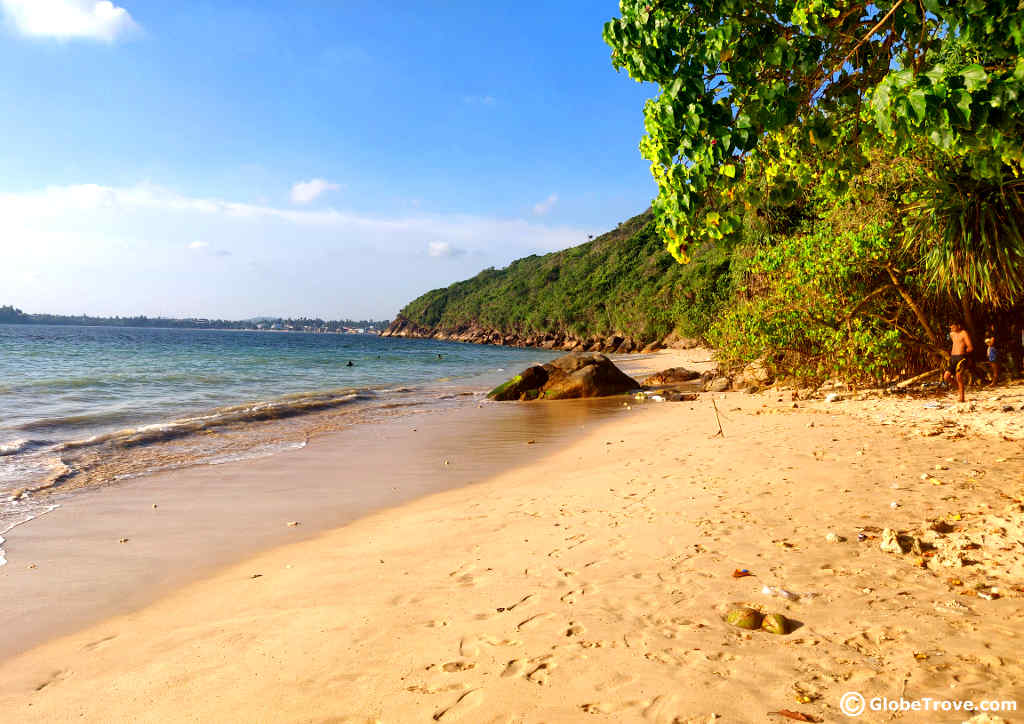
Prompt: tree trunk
<box><xmin>885</xmin><ymin>265</ymin><xmax>939</xmax><ymax>348</ymax></box>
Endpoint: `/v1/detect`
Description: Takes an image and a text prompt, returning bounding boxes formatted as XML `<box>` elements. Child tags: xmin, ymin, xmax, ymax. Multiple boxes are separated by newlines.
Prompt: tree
<box><xmin>604</xmin><ymin>1</ymin><xmax>1024</xmax><ymax>265</ymax></box>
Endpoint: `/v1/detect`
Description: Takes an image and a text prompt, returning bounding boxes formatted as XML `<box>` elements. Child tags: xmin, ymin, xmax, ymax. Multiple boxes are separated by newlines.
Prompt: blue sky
<box><xmin>0</xmin><ymin>1</ymin><xmax>657</xmax><ymax>319</ymax></box>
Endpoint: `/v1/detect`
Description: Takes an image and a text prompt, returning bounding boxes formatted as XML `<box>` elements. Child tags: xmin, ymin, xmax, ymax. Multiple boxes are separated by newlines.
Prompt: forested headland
<box><xmin>389</xmin><ymin>1</ymin><xmax>1024</xmax><ymax>385</ymax></box>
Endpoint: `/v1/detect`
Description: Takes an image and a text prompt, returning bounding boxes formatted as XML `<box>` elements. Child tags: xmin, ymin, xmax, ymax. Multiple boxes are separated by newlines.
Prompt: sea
<box><xmin>0</xmin><ymin>324</ymin><xmax>557</xmax><ymax>565</ymax></box>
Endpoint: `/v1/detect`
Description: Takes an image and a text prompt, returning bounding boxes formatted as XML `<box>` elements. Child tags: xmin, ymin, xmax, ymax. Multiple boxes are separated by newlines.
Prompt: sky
<box><xmin>0</xmin><ymin>0</ymin><xmax>657</xmax><ymax>320</ymax></box>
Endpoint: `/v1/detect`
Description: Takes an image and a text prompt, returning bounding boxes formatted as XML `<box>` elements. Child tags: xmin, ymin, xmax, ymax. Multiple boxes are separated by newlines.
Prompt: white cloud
<box><xmin>290</xmin><ymin>178</ymin><xmax>340</xmax><ymax>204</ymax></box>
<box><xmin>1</xmin><ymin>0</ymin><xmax>139</xmax><ymax>42</ymax></box>
<box><xmin>0</xmin><ymin>182</ymin><xmax>588</xmax><ymax>318</ymax></box>
<box><xmin>427</xmin><ymin>241</ymin><xmax>464</xmax><ymax>258</ymax></box>
<box><xmin>532</xmin><ymin>193</ymin><xmax>559</xmax><ymax>216</ymax></box>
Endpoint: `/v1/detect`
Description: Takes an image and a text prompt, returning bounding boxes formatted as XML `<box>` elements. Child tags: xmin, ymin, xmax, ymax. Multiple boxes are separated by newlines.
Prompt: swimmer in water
<box><xmin>346</xmin><ymin>360</ymin><xmax>354</xmax><ymax>367</ymax></box>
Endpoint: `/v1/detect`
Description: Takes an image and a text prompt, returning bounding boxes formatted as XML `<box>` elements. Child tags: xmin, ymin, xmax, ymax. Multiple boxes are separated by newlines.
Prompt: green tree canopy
<box><xmin>604</xmin><ymin>1</ymin><xmax>1024</xmax><ymax>265</ymax></box>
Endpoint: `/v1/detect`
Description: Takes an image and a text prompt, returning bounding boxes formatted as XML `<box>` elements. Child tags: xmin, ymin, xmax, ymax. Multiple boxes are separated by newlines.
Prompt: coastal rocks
<box><xmin>734</xmin><ymin>359</ymin><xmax>772</xmax><ymax>389</ymax></box>
<box><xmin>703</xmin><ymin>376</ymin><xmax>732</xmax><ymax>393</ymax></box>
<box><xmin>642</xmin><ymin>367</ymin><xmax>702</xmax><ymax>386</ymax></box>
<box><xmin>659</xmin><ymin>331</ymin><xmax>701</xmax><ymax>350</ymax></box>
<box><xmin>487</xmin><ymin>353</ymin><xmax>639</xmax><ymax>401</ymax></box>
<box><xmin>381</xmin><ymin>316</ymin><xmax>693</xmax><ymax>355</ymax></box>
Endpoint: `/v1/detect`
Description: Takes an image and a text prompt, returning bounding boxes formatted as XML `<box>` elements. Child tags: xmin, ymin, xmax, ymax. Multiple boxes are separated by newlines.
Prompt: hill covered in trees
<box><xmin>383</xmin><ymin>209</ymin><xmax>734</xmax><ymax>353</ymax></box>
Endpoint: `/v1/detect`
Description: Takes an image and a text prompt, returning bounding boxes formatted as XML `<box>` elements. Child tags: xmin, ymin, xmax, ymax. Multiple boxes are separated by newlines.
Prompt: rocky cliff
<box><xmin>381</xmin><ymin>317</ymin><xmax>700</xmax><ymax>354</ymax></box>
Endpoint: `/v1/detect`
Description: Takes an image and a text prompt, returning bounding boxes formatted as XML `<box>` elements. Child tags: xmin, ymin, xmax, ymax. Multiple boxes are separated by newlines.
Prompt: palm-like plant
<box><xmin>904</xmin><ymin>170</ymin><xmax>1024</xmax><ymax>309</ymax></box>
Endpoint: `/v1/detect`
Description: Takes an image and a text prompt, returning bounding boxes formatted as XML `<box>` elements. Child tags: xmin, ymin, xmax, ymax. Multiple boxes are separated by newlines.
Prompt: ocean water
<box><xmin>0</xmin><ymin>324</ymin><xmax>556</xmax><ymax>563</ymax></box>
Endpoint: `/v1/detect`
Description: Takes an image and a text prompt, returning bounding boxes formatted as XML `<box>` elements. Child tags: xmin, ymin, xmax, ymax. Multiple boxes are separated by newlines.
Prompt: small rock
<box><xmin>825</xmin><ymin>532</ymin><xmax>845</xmax><ymax>543</ymax></box>
<box><xmin>825</xmin><ymin>392</ymin><xmax>842</xmax><ymax>403</ymax></box>
<box><xmin>286</xmin><ymin>521</ymin><xmax>300</xmax><ymax>527</ymax></box>
<box><xmin>118</xmin><ymin>538</ymin><xmax>129</xmax><ymax>544</ymax></box>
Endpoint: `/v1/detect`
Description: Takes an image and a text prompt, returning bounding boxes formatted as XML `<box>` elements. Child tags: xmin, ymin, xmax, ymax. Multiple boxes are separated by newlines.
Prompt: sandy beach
<box><xmin>2</xmin><ymin>351</ymin><xmax>1023</xmax><ymax>723</ymax></box>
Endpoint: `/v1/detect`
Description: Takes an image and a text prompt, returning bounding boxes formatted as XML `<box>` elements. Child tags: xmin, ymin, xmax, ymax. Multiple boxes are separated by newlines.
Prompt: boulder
<box><xmin>488</xmin><ymin>353</ymin><xmax>639</xmax><ymax>401</ymax></box>
<box><xmin>659</xmin><ymin>331</ymin><xmax>701</xmax><ymax>350</ymax></box>
<box><xmin>487</xmin><ymin>365</ymin><xmax>550</xmax><ymax>401</ymax></box>
<box><xmin>643</xmin><ymin>367</ymin><xmax>702</xmax><ymax>386</ymax></box>
<box><xmin>735</xmin><ymin>359</ymin><xmax>772</xmax><ymax>388</ymax></box>
<box><xmin>704</xmin><ymin>376</ymin><xmax>732</xmax><ymax>393</ymax></box>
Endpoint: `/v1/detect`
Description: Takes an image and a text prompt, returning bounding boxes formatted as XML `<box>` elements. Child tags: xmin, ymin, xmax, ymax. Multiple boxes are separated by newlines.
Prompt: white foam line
<box><xmin>0</xmin><ymin>504</ymin><xmax>60</xmax><ymax>568</ymax></box>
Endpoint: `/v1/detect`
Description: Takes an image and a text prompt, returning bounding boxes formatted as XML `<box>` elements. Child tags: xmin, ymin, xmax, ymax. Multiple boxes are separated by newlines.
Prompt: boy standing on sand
<box><xmin>943</xmin><ymin>321</ymin><xmax>974</xmax><ymax>402</ymax></box>
<box><xmin>985</xmin><ymin>333</ymin><xmax>1000</xmax><ymax>386</ymax></box>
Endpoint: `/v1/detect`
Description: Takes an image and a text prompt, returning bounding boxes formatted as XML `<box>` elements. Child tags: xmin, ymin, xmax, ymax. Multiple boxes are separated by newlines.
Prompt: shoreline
<box><xmin>2</xmin><ymin>368</ymin><xmax>1023</xmax><ymax>721</ymax></box>
<box><xmin>0</xmin><ymin>390</ymin><xmax>648</xmax><ymax>661</ymax></box>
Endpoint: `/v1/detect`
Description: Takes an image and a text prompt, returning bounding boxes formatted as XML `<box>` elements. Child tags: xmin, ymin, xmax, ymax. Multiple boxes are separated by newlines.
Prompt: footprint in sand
<box><xmin>526</xmin><ymin>659</ymin><xmax>556</xmax><ymax>685</ymax></box>
<box><xmin>34</xmin><ymin>669</ymin><xmax>71</xmax><ymax>691</ymax></box>
<box><xmin>432</xmin><ymin>689</ymin><xmax>484</xmax><ymax>721</ymax></box>
<box><xmin>441</xmin><ymin>661</ymin><xmax>475</xmax><ymax>673</ymax></box>
<box><xmin>501</xmin><ymin>659</ymin><xmax>527</xmax><ymax>678</ymax></box>
<box><xmin>82</xmin><ymin>634</ymin><xmax>118</xmax><ymax>651</ymax></box>
<box><xmin>561</xmin><ymin>582</ymin><xmax>597</xmax><ymax>604</ymax></box>
<box><xmin>564</xmin><ymin>622</ymin><xmax>586</xmax><ymax>638</ymax></box>
<box><xmin>516</xmin><ymin>613</ymin><xmax>555</xmax><ymax>631</ymax></box>
<box><xmin>496</xmin><ymin>594</ymin><xmax>533</xmax><ymax>613</ymax></box>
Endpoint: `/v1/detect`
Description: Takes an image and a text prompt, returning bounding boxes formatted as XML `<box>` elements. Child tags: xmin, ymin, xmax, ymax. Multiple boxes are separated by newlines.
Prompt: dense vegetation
<box><xmin>0</xmin><ymin>306</ymin><xmax>388</xmax><ymax>331</ymax></box>
<box><xmin>396</xmin><ymin>210</ymin><xmax>733</xmax><ymax>346</ymax></box>
<box><xmin>602</xmin><ymin>0</ymin><xmax>1024</xmax><ymax>383</ymax></box>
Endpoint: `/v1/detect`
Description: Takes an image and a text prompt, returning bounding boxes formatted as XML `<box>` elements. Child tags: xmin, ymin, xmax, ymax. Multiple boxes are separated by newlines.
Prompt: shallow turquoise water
<box><xmin>0</xmin><ymin>324</ymin><xmax>557</xmax><ymax>548</ymax></box>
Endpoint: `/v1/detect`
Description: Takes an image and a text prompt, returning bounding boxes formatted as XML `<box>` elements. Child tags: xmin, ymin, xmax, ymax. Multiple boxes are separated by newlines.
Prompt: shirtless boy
<box><xmin>943</xmin><ymin>321</ymin><xmax>974</xmax><ymax>402</ymax></box>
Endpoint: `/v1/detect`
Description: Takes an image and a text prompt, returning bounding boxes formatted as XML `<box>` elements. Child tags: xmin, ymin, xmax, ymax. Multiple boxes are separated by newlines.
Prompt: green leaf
<box><xmin>908</xmin><ymin>89</ymin><xmax>928</xmax><ymax>123</ymax></box>
<box><xmin>953</xmin><ymin>89</ymin><xmax>972</xmax><ymax>123</ymax></box>
<box><xmin>961</xmin><ymin>64</ymin><xmax>988</xmax><ymax>92</ymax></box>
<box><xmin>720</xmin><ymin>163</ymin><xmax>737</xmax><ymax>178</ymax></box>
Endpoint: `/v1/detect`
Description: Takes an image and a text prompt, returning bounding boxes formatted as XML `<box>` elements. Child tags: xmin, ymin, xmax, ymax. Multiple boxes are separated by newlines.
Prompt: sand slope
<box><xmin>2</xmin><ymin>388</ymin><xmax>1023</xmax><ymax>723</ymax></box>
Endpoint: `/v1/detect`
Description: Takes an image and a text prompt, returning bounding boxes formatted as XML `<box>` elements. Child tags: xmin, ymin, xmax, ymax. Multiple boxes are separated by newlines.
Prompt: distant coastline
<box><xmin>0</xmin><ymin>305</ymin><xmax>389</xmax><ymax>334</ymax></box>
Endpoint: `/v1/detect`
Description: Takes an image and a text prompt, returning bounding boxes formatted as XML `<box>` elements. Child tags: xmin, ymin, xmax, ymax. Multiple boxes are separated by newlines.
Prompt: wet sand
<box><xmin>0</xmin><ymin>392</ymin><xmax>644</xmax><ymax>661</ymax></box>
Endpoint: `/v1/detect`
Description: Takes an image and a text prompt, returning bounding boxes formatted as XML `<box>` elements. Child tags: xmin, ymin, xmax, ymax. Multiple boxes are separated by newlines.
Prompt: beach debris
<box><xmin>824</xmin><ymin>392</ymin><xmax>842</xmax><ymax>403</ymax></box>
<box><xmin>879</xmin><ymin>529</ymin><xmax>923</xmax><ymax>555</ymax></box>
<box><xmin>152</xmin><ymin>503</ymin><xmax>158</xmax><ymax>509</ymax></box>
<box><xmin>286</xmin><ymin>521</ymin><xmax>300</xmax><ymax>527</ymax></box>
<box><xmin>732</xmin><ymin>568</ymin><xmax>753</xmax><ymax>578</ymax></box>
<box><xmin>762</xmin><ymin>585</ymin><xmax>802</xmax><ymax>602</ymax></box>
<box><xmin>761</xmin><ymin>613</ymin><xmax>790</xmax><ymax>635</ymax></box>
<box><xmin>725</xmin><ymin>607</ymin><xmax>763</xmax><ymax>630</ymax></box>
<box><xmin>27</xmin><ymin>563</ymin><xmax>37</xmax><ymax>569</ymax></box>
<box><xmin>118</xmin><ymin>537</ymin><xmax>129</xmax><ymax>543</ymax></box>
<box><xmin>250</xmin><ymin>573</ymin><xmax>262</xmax><ymax>579</ymax></box>
<box><xmin>526</xmin><ymin>439</ymin><xmax>535</xmax><ymax>445</ymax></box>
<box><xmin>824</xmin><ymin>532</ymin><xmax>845</xmax><ymax>543</ymax></box>
<box><xmin>889</xmin><ymin>501</ymin><xmax>900</xmax><ymax>508</ymax></box>
<box><xmin>769</xmin><ymin>709</ymin><xmax>819</xmax><ymax>722</ymax></box>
